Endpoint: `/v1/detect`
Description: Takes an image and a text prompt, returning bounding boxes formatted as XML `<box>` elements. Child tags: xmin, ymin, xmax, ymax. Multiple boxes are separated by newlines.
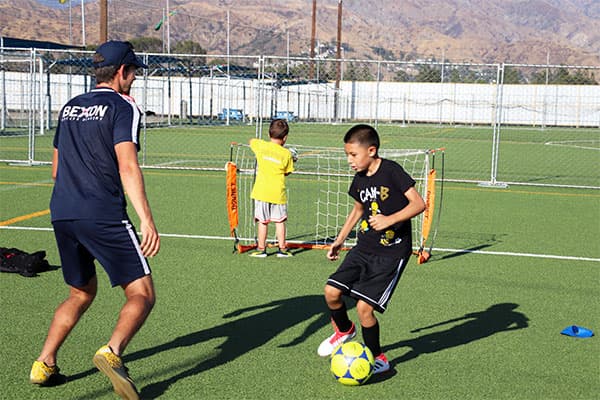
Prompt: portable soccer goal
<box><xmin>226</xmin><ymin>143</ymin><xmax>444</xmax><ymax>263</ymax></box>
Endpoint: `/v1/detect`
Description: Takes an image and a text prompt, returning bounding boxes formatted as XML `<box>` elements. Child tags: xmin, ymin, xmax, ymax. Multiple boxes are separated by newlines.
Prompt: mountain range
<box><xmin>0</xmin><ymin>0</ymin><xmax>598</xmax><ymax>65</ymax></box>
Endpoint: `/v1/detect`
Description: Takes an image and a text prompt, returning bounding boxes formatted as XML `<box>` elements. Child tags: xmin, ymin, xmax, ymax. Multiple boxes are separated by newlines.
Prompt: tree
<box><xmin>172</xmin><ymin>40</ymin><xmax>207</xmax><ymax>55</ymax></box>
<box><xmin>359</xmin><ymin>65</ymin><xmax>375</xmax><ymax>81</ymax></box>
<box><xmin>530</xmin><ymin>70</ymin><xmax>548</xmax><ymax>84</ymax></box>
<box><xmin>394</xmin><ymin>70</ymin><xmax>410</xmax><ymax>82</ymax></box>
<box><xmin>530</xmin><ymin>68</ymin><xmax>598</xmax><ymax>85</ymax></box>
<box><xmin>129</xmin><ymin>37</ymin><xmax>163</xmax><ymax>53</ymax></box>
<box><xmin>344</xmin><ymin>62</ymin><xmax>360</xmax><ymax>81</ymax></box>
<box><xmin>372</xmin><ymin>46</ymin><xmax>395</xmax><ymax>60</ymax></box>
<box><xmin>552</xmin><ymin>67</ymin><xmax>571</xmax><ymax>84</ymax></box>
<box><xmin>416</xmin><ymin>64</ymin><xmax>441</xmax><ymax>82</ymax></box>
<box><xmin>448</xmin><ymin>68</ymin><xmax>461</xmax><ymax>83</ymax></box>
<box><xmin>571</xmin><ymin>70</ymin><xmax>597</xmax><ymax>85</ymax></box>
<box><xmin>503</xmin><ymin>66</ymin><xmax>524</xmax><ymax>84</ymax></box>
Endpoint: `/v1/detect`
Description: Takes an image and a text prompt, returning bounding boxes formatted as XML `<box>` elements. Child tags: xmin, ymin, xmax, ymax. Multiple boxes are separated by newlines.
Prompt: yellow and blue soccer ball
<box><xmin>330</xmin><ymin>341</ymin><xmax>374</xmax><ymax>386</ymax></box>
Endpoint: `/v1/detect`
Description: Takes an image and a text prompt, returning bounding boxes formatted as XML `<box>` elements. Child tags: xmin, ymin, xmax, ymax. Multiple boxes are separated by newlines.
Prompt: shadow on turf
<box><xmin>64</xmin><ymin>301</ymin><xmax>528</xmax><ymax>395</ymax></box>
<box><xmin>428</xmin><ymin>232</ymin><xmax>504</xmax><ymax>262</ymax></box>
<box><xmin>383</xmin><ymin>303</ymin><xmax>529</xmax><ymax>368</ymax></box>
<box><xmin>127</xmin><ymin>295</ymin><xmax>338</xmax><ymax>398</ymax></box>
<box><xmin>433</xmin><ymin>243</ymin><xmax>493</xmax><ymax>261</ymax></box>
<box><xmin>65</xmin><ymin>295</ymin><xmax>336</xmax><ymax>396</ymax></box>
<box><xmin>0</xmin><ymin>263</ymin><xmax>61</xmax><ymax>278</ymax></box>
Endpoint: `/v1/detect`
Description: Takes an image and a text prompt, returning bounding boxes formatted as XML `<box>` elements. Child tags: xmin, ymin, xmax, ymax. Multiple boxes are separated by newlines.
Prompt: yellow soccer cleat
<box><xmin>30</xmin><ymin>360</ymin><xmax>66</xmax><ymax>386</ymax></box>
<box><xmin>93</xmin><ymin>345</ymin><xmax>139</xmax><ymax>400</ymax></box>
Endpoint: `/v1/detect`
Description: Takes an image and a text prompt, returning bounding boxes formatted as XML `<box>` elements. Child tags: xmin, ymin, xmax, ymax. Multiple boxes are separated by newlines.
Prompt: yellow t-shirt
<box><xmin>250</xmin><ymin>138</ymin><xmax>294</xmax><ymax>204</ymax></box>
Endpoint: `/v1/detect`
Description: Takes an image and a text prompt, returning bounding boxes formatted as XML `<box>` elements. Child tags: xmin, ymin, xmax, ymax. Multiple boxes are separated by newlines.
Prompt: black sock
<box><xmin>362</xmin><ymin>321</ymin><xmax>381</xmax><ymax>356</ymax></box>
<box><xmin>330</xmin><ymin>302</ymin><xmax>352</xmax><ymax>332</ymax></box>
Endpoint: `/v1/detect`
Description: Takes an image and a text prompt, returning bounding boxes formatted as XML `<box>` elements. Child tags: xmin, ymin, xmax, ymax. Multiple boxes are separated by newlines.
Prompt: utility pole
<box><xmin>310</xmin><ymin>0</ymin><xmax>316</xmax><ymax>80</ymax></box>
<box><xmin>100</xmin><ymin>0</ymin><xmax>107</xmax><ymax>44</ymax></box>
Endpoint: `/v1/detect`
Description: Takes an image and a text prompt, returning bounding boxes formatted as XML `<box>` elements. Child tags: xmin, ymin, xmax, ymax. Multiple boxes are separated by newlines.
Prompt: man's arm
<box><xmin>52</xmin><ymin>148</ymin><xmax>58</xmax><ymax>181</ymax></box>
<box><xmin>115</xmin><ymin>141</ymin><xmax>160</xmax><ymax>258</ymax></box>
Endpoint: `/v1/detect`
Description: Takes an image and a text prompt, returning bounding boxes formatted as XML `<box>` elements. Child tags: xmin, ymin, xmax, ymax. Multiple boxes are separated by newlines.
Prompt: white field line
<box><xmin>544</xmin><ymin>140</ymin><xmax>600</xmax><ymax>151</ymax></box>
<box><xmin>0</xmin><ymin>179</ymin><xmax>54</xmax><ymax>192</ymax></box>
<box><xmin>2</xmin><ymin>225</ymin><xmax>599</xmax><ymax>263</ymax></box>
<box><xmin>154</xmin><ymin>159</ymin><xmax>205</xmax><ymax>167</ymax></box>
<box><xmin>432</xmin><ymin>247</ymin><xmax>600</xmax><ymax>263</ymax></box>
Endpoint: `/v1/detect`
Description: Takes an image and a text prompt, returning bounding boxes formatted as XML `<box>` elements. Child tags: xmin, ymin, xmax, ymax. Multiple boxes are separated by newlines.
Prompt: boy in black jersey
<box><xmin>317</xmin><ymin>124</ymin><xmax>426</xmax><ymax>374</ymax></box>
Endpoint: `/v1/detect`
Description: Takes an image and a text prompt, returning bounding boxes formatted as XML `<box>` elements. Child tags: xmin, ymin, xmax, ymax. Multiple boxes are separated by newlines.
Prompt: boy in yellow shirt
<box><xmin>249</xmin><ymin>119</ymin><xmax>296</xmax><ymax>257</ymax></box>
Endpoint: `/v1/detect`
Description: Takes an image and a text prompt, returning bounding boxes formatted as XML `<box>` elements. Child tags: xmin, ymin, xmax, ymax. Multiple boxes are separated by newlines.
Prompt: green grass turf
<box><xmin>0</xmin><ymin>162</ymin><xmax>599</xmax><ymax>399</ymax></box>
<box><xmin>2</xmin><ymin>123</ymin><xmax>599</xmax><ymax>187</ymax></box>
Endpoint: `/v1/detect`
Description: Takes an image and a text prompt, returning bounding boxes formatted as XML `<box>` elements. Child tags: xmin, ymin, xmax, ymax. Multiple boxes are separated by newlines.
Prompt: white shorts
<box><xmin>254</xmin><ymin>200</ymin><xmax>288</xmax><ymax>223</ymax></box>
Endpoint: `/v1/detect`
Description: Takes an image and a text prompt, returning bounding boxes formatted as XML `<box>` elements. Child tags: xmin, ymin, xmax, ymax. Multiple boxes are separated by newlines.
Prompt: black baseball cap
<box><xmin>93</xmin><ymin>40</ymin><xmax>147</xmax><ymax>69</ymax></box>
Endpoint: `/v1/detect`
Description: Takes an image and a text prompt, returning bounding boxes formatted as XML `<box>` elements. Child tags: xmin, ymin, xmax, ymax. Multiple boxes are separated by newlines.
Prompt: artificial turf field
<box><xmin>0</xmin><ymin>123</ymin><xmax>599</xmax><ymax>399</ymax></box>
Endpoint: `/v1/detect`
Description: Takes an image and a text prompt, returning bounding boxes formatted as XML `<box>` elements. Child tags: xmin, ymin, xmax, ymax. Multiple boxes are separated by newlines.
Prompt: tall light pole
<box><xmin>166</xmin><ymin>0</ymin><xmax>171</xmax><ymax>53</ymax></box>
<box><xmin>155</xmin><ymin>3</ymin><xmax>177</xmax><ymax>53</ymax></box>
<box><xmin>159</xmin><ymin>8</ymin><xmax>166</xmax><ymax>52</ymax></box>
<box><xmin>67</xmin><ymin>0</ymin><xmax>73</xmax><ymax>46</ymax></box>
<box><xmin>334</xmin><ymin>0</ymin><xmax>342</xmax><ymax>120</ymax></box>
<box><xmin>227</xmin><ymin>8</ymin><xmax>230</xmax><ymax>64</ymax></box>
<box><xmin>310</xmin><ymin>0</ymin><xmax>316</xmax><ymax>80</ymax></box>
<box><xmin>80</xmin><ymin>0</ymin><xmax>86</xmax><ymax>47</ymax></box>
<box><xmin>286</xmin><ymin>29</ymin><xmax>290</xmax><ymax>75</ymax></box>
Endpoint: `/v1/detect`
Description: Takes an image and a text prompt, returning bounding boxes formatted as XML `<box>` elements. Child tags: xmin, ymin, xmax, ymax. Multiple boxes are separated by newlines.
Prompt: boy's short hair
<box><xmin>343</xmin><ymin>124</ymin><xmax>380</xmax><ymax>151</ymax></box>
<box><xmin>269</xmin><ymin>119</ymin><xmax>289</xmax><ymax>139</ymax></box>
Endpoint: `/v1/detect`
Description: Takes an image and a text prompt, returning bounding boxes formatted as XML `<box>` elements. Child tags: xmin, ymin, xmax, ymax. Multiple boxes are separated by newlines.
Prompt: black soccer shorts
<box><xmin>326</xmin><ymin>247</ymin><xmax>409</xmax><ymax>313</ymax></box>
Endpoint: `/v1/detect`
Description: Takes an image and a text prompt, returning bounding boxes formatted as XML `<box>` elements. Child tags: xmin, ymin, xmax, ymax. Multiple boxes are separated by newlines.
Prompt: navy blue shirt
<box><xmin>349</xmin><ymin>158</ymin><xmax>416</xmax><ymax>257</ymax></box>
<box><xmin>50</xmin><ymin>87</ymin><xmax>141</xmax><ymax>221</ymax></box>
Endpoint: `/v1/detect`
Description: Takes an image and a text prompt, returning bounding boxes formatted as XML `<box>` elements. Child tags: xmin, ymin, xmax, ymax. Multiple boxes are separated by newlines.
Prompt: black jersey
<box><xmin>348</xmin><ymin>158</ymin><xmax>416</xmax><ymax>257</ymax></box>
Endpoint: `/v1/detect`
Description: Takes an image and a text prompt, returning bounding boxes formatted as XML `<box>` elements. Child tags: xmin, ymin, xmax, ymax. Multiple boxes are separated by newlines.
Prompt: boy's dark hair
<box><xmin>269</xmin><ymin>119</ymin><xmax>289</xmax><ymax>139</ymax></box>
<box><xmin>344</xmin><ymin>124</ymin><xmax>380</xmax><ymax>151</ymax></box>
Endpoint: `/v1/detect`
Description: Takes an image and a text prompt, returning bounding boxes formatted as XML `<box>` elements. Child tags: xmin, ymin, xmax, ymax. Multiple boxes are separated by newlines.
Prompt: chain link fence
<box><xmin>1</xmin><ymin>46</ymin><xmax>598</xmax><ymax>188</ymax></box>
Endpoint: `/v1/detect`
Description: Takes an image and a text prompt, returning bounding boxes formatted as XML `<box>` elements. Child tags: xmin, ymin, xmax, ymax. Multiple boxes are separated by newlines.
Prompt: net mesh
<box><xmin>229</xmin><ymin>143</ymin><xmax>439</xmax><ymax>251</ymax></box>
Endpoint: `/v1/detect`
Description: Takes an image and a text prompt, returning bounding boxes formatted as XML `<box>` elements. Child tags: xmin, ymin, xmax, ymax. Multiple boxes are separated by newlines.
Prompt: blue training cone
<box><xmin>561</xmin><ymin>325</ymin><xmax>594</xmax><ymax>338</ymax></box>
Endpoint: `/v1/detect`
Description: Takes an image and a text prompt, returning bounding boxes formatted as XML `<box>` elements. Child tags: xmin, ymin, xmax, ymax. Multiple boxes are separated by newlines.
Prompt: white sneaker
<box><xmin>317</xmin><ymin>322</ymin><xmax>356</xmax><ymax>357</ymax></box>
<box><xmin>373</xmin><ymin>353</ymin><xmax>390</xmax><ymax>374</ymax></box>
<box><xmin>276</xmin><ymin>249</ymin><xmax>294</xmax><ymax>257</ymax></box>
<box><xmin>249</xmin><ymin>249</ymin><xmax>267</xmax><ymax>258</ymax></box>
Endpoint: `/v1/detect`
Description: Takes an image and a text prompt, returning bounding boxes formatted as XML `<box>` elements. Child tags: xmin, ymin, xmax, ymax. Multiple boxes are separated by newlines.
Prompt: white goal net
<box><xmin>227</xmin><ymin>143</ymin><xmax>443</xmax><ymax>256</ymax></box>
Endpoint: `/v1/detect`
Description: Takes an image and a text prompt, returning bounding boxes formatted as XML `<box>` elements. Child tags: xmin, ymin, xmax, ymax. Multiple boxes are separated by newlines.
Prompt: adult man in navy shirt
<box><xmin>30</xmin><ymin>41</ymin><xmax>159</xmax><ymax>400</ymax></box>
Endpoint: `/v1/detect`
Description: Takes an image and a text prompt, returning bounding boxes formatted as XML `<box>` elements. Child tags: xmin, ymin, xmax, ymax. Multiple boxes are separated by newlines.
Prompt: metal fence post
<box><xmin>480</xmin><ymin>63</ymin><xmax>508</xmax><ymax>188</ymax></box>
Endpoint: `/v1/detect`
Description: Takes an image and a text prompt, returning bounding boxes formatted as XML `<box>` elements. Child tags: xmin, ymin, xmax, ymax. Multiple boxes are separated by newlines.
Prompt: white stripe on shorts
<box><xmin>377</xmin><ymin>258</ymin><xmax>406</xmax><ymax>307</ymax></box>
<box><xmin>122</xmin><ymin>220</ymin><xmax>150</xmax><ymax>275</ymax></box>
<box><xmin>343</xmin><ymin>257</ymin><xmax>406</xmax><ymax>312</ymax></box>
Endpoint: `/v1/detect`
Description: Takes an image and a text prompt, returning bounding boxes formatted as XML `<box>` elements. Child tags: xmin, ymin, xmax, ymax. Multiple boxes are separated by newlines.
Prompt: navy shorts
<box><xmin>326</xmin><ymin>248</ymin><xmax>409</xmax><ymax>313</ymax></box>
<box><xmin>52</xmin><ymin>219</ymin><xmax>151</xmax><ymax>288</ymax></box>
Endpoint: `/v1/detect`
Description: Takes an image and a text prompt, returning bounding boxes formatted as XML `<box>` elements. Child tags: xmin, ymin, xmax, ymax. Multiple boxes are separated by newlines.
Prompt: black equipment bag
<box><xmin>0</xmin><ymin>247</ymin><xmax>50</xmax><ymax>277</ymax></box>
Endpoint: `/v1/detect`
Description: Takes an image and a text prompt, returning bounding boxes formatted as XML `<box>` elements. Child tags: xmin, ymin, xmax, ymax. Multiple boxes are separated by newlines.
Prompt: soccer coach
<box><xmin>30</xmin><ymin>41</ymin><xmax>159</xmax><ymax>400</ymax></box>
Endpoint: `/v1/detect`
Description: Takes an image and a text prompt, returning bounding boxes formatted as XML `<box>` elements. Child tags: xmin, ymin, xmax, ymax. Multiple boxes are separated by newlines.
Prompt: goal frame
<box><xmin>226</xmin><ymin>143</ymin><xmax>444</xmax><ymax>261</ymax></box>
